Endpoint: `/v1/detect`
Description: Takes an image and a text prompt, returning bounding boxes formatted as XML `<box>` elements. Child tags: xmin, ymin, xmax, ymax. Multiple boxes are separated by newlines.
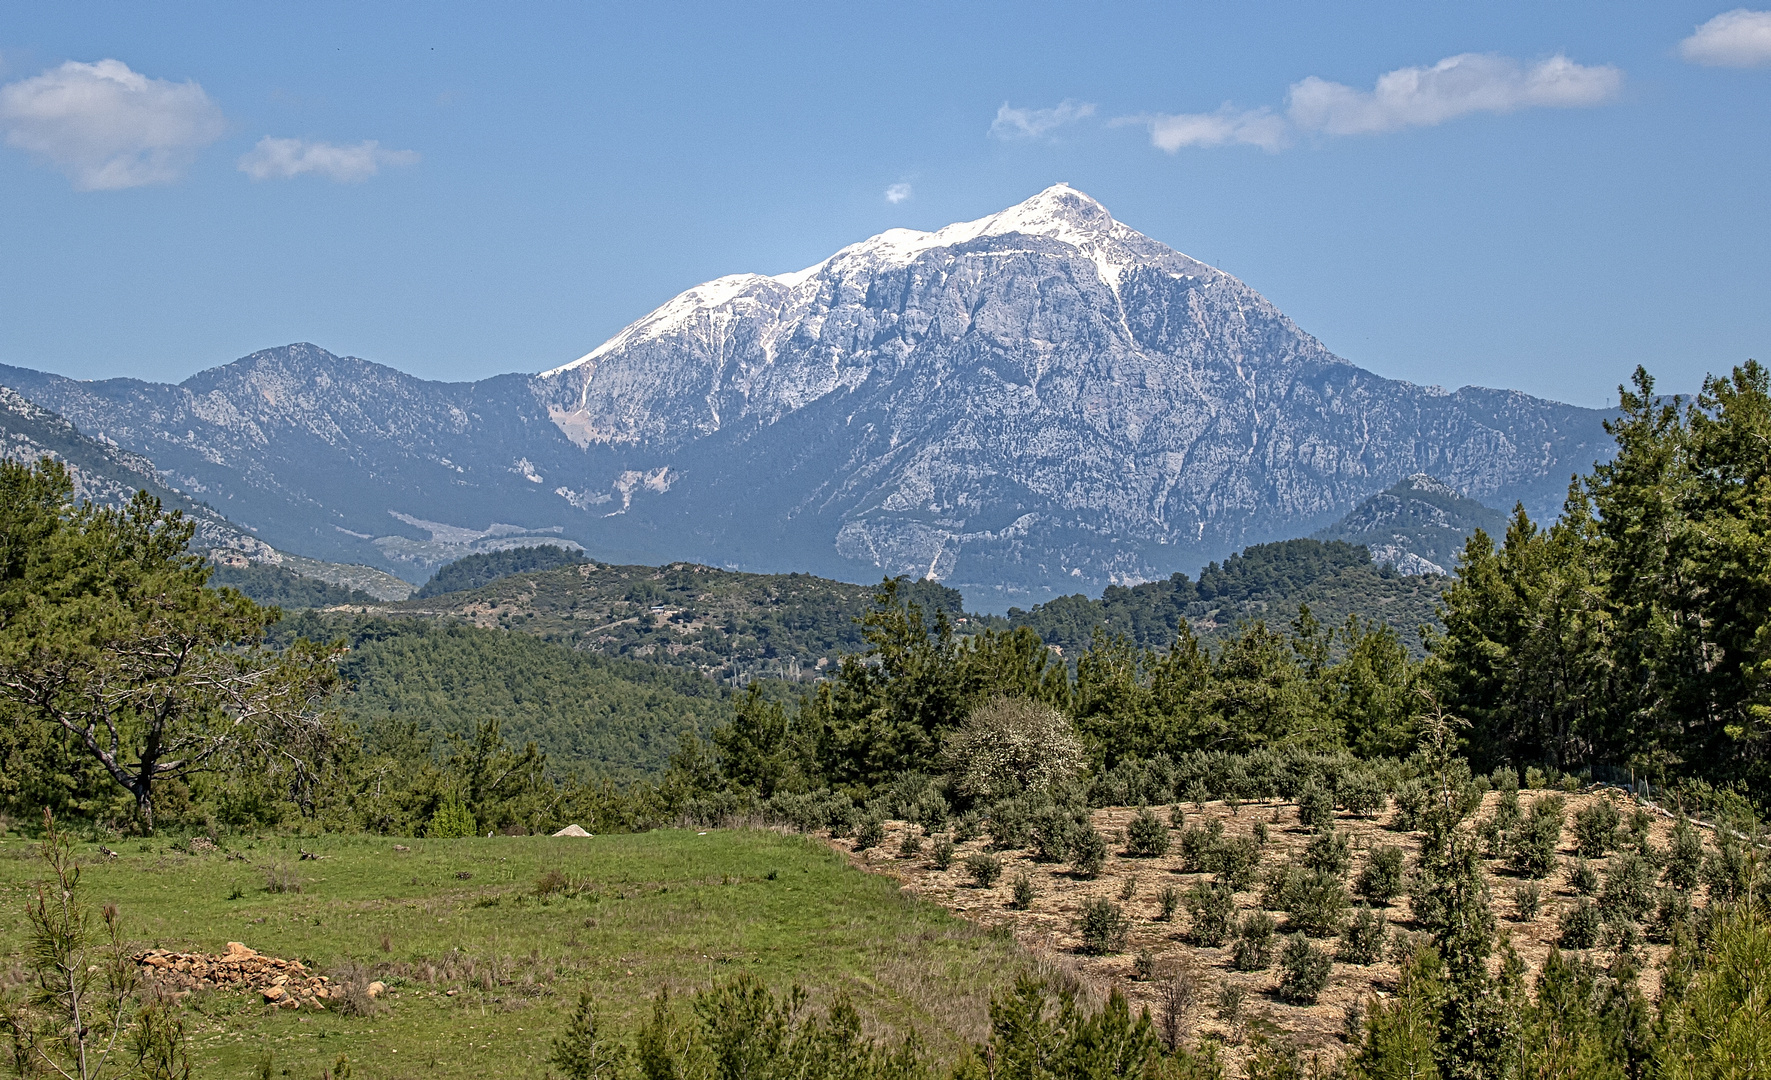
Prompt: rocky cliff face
<box><xmin>0</xmin><ymin>185</ymin><xmax>1611</xmax><ymax>603</ymax></box>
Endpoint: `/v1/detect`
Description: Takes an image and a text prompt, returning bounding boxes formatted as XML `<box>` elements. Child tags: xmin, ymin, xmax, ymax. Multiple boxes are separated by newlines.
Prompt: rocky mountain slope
<box><xmin>0</xmin><ymin>384</ymin><xmax>412</xmax><ymax>601</ymax></box>
<box><xmin>1312</xmin><ymin>473</ymin><xmax>1510</xmax><ymax>576</ymax></box>
<box><xmin>0</xmin><ymin>185</ymin><xmax>1610</xmax><ymax>604</ymax></box>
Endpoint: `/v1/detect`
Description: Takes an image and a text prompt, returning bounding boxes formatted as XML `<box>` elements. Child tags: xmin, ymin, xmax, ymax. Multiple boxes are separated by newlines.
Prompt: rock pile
<box><xmin>134</xmin><ymin>941</ymin><xmax>339</xmax><ymax>1009</ymax></box>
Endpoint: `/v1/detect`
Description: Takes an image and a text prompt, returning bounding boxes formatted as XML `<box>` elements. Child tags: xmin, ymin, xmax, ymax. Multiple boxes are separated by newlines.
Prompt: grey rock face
<box><xmin>0</xmin><ymin>185</ymin><xmax>1610</xmax><ymax>603</ymax></box>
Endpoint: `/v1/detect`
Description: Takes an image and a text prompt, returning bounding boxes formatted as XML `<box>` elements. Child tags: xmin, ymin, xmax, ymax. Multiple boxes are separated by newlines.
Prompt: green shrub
<box><xmin>953</xmin><ymin>812</ymin><xmax>982</xmax><ymax>844</ymax></box>
<box><xmin>1303</xmin><ymin>830</ymin><xmax>1352</xmax><ymax>876</ymax></box>
<box><xmin>1600</xmin><ymin>851</ymin><xmax>1655</xmax><ymax>925</ymax></box>
<box><xmin>898</xmin><ymin>832</ymin><xmax>923</xmax><ymax>858</ymax></box>
<box><xmin>1666</xmin><ymin>815</ymin><xmax>1704</xmax><ymax>891</ymax></box>
<box><xmin>1338</xmin><ymin>771</ymin><xmax>1387</xmax><ymax>818</ymax></box>
<box><xmin>965</xmin><ymin>853</ymin><xmax>1003</xmax><ymax>888</ymax></box>
<box><xmin>1253</xmin><ymin>818</ymin><xmax>1270</xmax><ymax>846</ymax></box>
<box><xmin>1338</xmin><ymin>906</ymin><xmax>1387</xmax><ymax>964</ymax></box>
<box><xmin>1392</xmin><ymin>779</ymin><xmax>1429</xmax><ymax>832</ymax></box>
<box><xmin>427</xmin><ymin>797</ymin><xmax>477</xmax><ymax>839</ymax></box>
<box><xmin>1119</xmin><ymin>875</ymin><xmax>1139</xmax><ymax>901</ymax></box>
<box><xmin>1624</xmin><ymin>808</ymin><xmax>1653</xmax><ymax>852</ymax></box>
<box><xmin>1703</xmin><ymin>830</ymin><xmax>1756</xmax><ymax>904</ymax></box>
<box><xmin>853</xmin><ymin>818</ymin><xmax>886</xmax><ymax>851</ymax></box>
<box><xmin>1010</xmin><ymin>873</ymin><xmax>1036</xmax><ymax>910</ymax></box>
<box><xmin>1205</xmin><ymin>834</ymin><xmax>1262</xmax><ymax>892</ymax></box>
<box><xmin>931</xmin><ymin>837</ymin><xmax>955</xmax><ymax>870</ymax></box>
<box><xmin>1125</xmin><ymin>807</ymin><xmax>1171</xmax><ymax>858</ymax></box>
<box><xmin>1030</xmin><ymin>805</ymin><xmax>1080</xmax><ymax>863</ymax></box>
<box><xmin>1177</xmin><ymin>819</ymin><xmax>1224</xmax><ymax>872</ymax></box>
<box><xmin>1185</xmin><ymin>881</ymin><xmax>1235</xmax><ymax>946</ymax></box>
<box><xmin>1233</xmin><ymin>910</ymin><xmax>1277</xmax><ymax>971</ymax></box>
<box><xmin>1277</xmin><ymin>935</ymin><xmax>1332</xmax><ymax>1004</ymax></box>
<box><xmin>1573</xmin><ymin>800</ymin><xmax>1621</xmax><ymax>860</ymax></box>
<box><xmin>1511</xmin><ymin>881</ymin><xmax>1542</xmax><ymax>922</ymax></box>
<box><xmin>1509</xmin><ymin>796</ymin><xmax>1565</xmax><ymax>878</ymax></box>
<box><xmin>1078</xmin><ymin>898</ymin><xmax>1130</xmax><ymax>954</ymax></box>
<box><xmin>1070</xmin><ymin>827</ymin><xmax>1108</xmax><ymax>879</ymax></box>
<box><xmin>1285</xmin><ymin>870</ymin><xmax>1350</xmax><ymax>937</ymax></box>
<box><xmin>1355</xmin><ymin>845</ymin><xmax>1405</xmax><ymax>906</ymax></box>
<box><xmin>1133</xmin><ymin>951</ymin><xmax>1155</xmax><ymax>982</ymax></box>
<box><xmin>1650</xmin><ymin>888</ymin><xmax>1692</xmax><ymax>943</ymax></box>
<box><xmin>1524</xmin><ymin>766</ymin><xmax>1548</xmax><ymax>789</ymax></box>
<box><xmin>1157</xmin><ymin>885</ymin><xmax>1181</xmax><ymax>921</ymax></box>
<box><xmin>1558</xmin><ymin>898</ymin><xmax>1602</xmax><ymax>949</ymax></box>
<box><xmin>1296</xmin><ymin>779</ymin><xmax>1335</xmax><ymax>831</ymax></box>
<box><xmin>1569</xmin><ymin>858</ymin><xmax>1600</xmax><ymax>896</ymax></box>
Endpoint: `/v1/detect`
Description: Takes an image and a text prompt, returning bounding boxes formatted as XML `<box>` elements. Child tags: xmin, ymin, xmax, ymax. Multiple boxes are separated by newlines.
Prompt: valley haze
<box><xmin>0</xmin><ymin>185</ymin><xmax>1609</xmax><ymax>609</ymax></box>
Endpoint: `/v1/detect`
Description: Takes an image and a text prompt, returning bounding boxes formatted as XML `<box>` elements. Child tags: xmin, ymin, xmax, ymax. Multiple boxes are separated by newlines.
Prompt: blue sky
<box><xmin>0</xmin><ymin>1</ymin><xmax>1766</xmax><ymax>407</ymax></box>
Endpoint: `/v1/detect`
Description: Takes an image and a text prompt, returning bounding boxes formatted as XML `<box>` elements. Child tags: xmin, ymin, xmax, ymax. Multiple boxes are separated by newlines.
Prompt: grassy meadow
<box><xmin>0</xmin><ymin>827</ymin><xmax>1030</xmax><ymax>1079</ymax></box>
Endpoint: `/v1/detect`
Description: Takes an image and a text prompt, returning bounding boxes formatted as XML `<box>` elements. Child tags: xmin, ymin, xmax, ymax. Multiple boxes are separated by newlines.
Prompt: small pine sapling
<box><xmin>1559</xmin><ymin>898</ymin><xmax>1602</xmax><ymax>949</ymax></box>
<box><xmin>1337</xmin><ymin>906</ymin><xmax>1388</xmax><ymax>965</ymax></box>
<box><xmin>1355</xmin><ymin>845</ymin><xmax>1405</xmax><ymax>906</ymax></box>
<box><xmin>1232</xmin><ymin>910</ymin><xmax>1277</xmax><ymax>971</ymax></box>
<box><xmin>1185</xmin><ymin>881</ymin><xmax>1235</xmax><ymax>946</ymax></box>
<box><xmin>1157</xmin><ymin>885</ymin><xmax>1181</xmax><ymax>921</ymax></box>
<box><xmin>1078</xmin><ymin>898</ymin><xmax>1130</xmax><ymax>954</ymax></box>
<box><xmin>965</xmin><ymin>853</ymin><xmax>1003</xmax><ymax>888</ymax></box>
<box><xmin>1125</xmin><ymin>806</ymin><xmax>1171</xmax><ymax>858</ymax></box>
<box><xmin>1573</xmin><ymin>799</ymin><xmax>1621</xmax><ymax>860</ymax></box>
<box><xmin>1277</xmin><ymin>935</ymin><xmax>1333</xmax><ymax>1004</ymax></box>
<box><xmin>1010</xmin><ymin>872</ymin><xmax>1036</xmax><ymax>910</ymax></box>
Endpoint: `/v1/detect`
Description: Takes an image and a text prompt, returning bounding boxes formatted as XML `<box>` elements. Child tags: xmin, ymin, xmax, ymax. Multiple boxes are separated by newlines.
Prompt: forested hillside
<box><xmin>997</xmin><ymin>539</ymin><xmax>1447</xmax><ymax>657</ymax></box>
<box><xmin>209</xmin><ymin>561</ymin><xmax>378</xmax><ymax>608</ymax></box>
<box><xmin>412</xmin><ymin>543</ymin><xmax>586</xmax><ymax>598</ymax></box>
<box><xmin>271</xmin><ymin>613</ymin><xmax>731</xmax><ymax>777</ymax></box>
<box><xmin>385</xmin><ymin>560</ymin><xmax>966</xmax><ymax>683</ymax></box>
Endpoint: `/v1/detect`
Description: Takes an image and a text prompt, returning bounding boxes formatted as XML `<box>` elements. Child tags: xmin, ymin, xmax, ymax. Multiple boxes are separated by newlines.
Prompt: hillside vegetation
<box><xmin>997</xmin><ymin>540</ymin><xmax>1446</xmax><ymax>657</ymax></box>
<box><xmin>209</xmin><ymin>561</ymin><xmax>379</xmax><ymax>608</ymax></box>
<box><xmin>413</xmin><ymin>544</ymin><xmax>587</xmax><ymax>598</ymax></box>
<box><xmin>383</xmin><ymin>560</ymin><xmax>965</xmax><ymax>683</ymax></box>
<box><xmin>271</xmin><ymin>613</ymin><xmax>732</xmax><ymax>778</ymax></box>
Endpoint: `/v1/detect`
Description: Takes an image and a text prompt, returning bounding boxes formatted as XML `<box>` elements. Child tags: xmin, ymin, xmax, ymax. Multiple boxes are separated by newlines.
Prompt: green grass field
<box><xmin>0</xmin><ymin>828</ymin><xmax>1028</xmax><ymax>1079</ymax></box>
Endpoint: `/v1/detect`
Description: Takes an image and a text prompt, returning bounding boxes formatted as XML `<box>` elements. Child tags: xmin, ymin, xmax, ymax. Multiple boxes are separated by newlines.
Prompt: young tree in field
<box><xmin>0</xmin><ymin>461</ymin><xmax>340</xmax><ymax>832</ymax></box>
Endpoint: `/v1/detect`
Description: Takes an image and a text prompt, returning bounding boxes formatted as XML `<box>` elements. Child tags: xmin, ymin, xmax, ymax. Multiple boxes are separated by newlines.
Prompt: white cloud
<box><xmin>1287</xmin><ymin>53</ymin><xmax>1623</xmax><ymax>136</ymax></box>
<box><xmin>238</xmin><ymin>137</ymin><xmax>419</xmax><ymax>182</ymax></box>
<box><xmin>1130</xmin><ymin>52</ymin><xmax>1622</xmax><ymax>153</ymax></box>
<box><xmin>1143</xmin><ymin>106</ymin><xmax>1289</xmax><ymax>152</ymax></box>
<box><xmin>0</xmin><ymin>59</ymin><xmax>225</xmax><ymax>190</ymax></box>
<box><xmin>1680</xmin><ymin>9</ymin><xmax>1771</xmax><ymax>67</ymax></box>
<box><xmin>989</xmin><ymin>99</ymin><xmax>1096</xmax><ymax>140</ymax></box>
<box><xmin>884</xmin><ymin>182</ymin><xmax>912</xmax><ymax>204</ymax></box>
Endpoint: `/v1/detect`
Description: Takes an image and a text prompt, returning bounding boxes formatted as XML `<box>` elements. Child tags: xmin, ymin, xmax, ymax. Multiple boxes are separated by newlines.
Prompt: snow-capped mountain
<box><xmin>0</xmin><ymin>185</ymin><xmax>1610</xmax><ymax>602</ymax></box>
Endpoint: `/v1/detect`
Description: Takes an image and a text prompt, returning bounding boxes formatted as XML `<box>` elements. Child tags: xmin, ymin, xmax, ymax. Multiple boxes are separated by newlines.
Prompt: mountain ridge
<box><xmin>0</xmin><ymin>185</ymin><xmax>1611</xmax><ymax>605</ymax></box>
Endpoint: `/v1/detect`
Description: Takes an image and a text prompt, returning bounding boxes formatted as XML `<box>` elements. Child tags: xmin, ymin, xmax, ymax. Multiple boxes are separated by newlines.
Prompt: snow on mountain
<box><xmin>0</xmin><ymin>185</ymin><xmax>1611</xmax><ymax>602</ymax></box>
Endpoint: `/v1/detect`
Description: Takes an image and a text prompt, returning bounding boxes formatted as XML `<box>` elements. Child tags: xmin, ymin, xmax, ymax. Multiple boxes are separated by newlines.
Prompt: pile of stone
<box><xmin>134</xmin><ymin>941</ymin><xmax>354</xmax><ymax>1009</ymax></box>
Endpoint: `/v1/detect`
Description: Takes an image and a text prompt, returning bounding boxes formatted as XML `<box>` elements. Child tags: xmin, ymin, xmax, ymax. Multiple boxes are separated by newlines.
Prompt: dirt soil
<box><xmin>835</xmin><ymin>789</ymin><xmax>1691</xmax><ymax>1066</ymax></box>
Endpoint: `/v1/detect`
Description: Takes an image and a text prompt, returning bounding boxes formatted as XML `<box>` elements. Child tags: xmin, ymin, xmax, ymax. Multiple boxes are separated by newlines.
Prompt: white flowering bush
<box><xmin>941</xmin><ymin>697</ymin><xmax>1085</xmax><ymax>802</ymax></box>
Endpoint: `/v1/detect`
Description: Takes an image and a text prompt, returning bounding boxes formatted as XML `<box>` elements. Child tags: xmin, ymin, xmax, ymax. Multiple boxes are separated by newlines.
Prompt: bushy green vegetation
<box><xmin>274</xmin><ymin>613</ymin><xmax>731</xmax><ymax>778</ymax></box>
<box><xmin>1438</xmin><ymin>362</ymin><xmax>1771</xmax><ymax>793</ymax></box>
<box><xmin>393</xmin><ymin>558</ymin><xmax>966</xmax><ymax>684</ymax></box>
<box><xmin>994</xmin><ymin>538</ymin><xmax>1446</xmax><ymax>657</ymax></box>
<box><xmin>413</xmin><ymin>544</ymin><xmax>587</xmax><ymax>598</ymax></box>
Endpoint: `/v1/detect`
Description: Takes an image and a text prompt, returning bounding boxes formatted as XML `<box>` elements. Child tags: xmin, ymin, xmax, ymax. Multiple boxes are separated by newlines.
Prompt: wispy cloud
<box><xmin>989</xmin><ymin>99</ymin><xmax>1096</xmax><ymax>140</ymax></box>
<box><xmin>238</xmin><ymin>137</ymin><xmax>419</xmax><ymax>182</ymax></box>
<box><xmin>1133</xmin><ymin>52</ymin><xmax>1622</xmax><ymax>153</ymax></box>
<box><xmin>1288</xmin><ymin>53</ymin><xmax>1622</xmax><ymax>135</ymax></box>
<box><xmin>884</xmin><ymin>182</ymin><xmax>912</xmax><ymax>204</ymax></box>
<box><xmin>0</xmin><ymin>59</ymin><xmax>225</xmax><ymax>189</ymax></box>
<box><xmin>1140</xmin><ymin>106</ymin><xmax>1289</xmax><ymax>152</ymax></box>
<box><xmin>1680</xmin><ymin>9</ymin><xmax>1771</xmax><ymax>67</ymax></box>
